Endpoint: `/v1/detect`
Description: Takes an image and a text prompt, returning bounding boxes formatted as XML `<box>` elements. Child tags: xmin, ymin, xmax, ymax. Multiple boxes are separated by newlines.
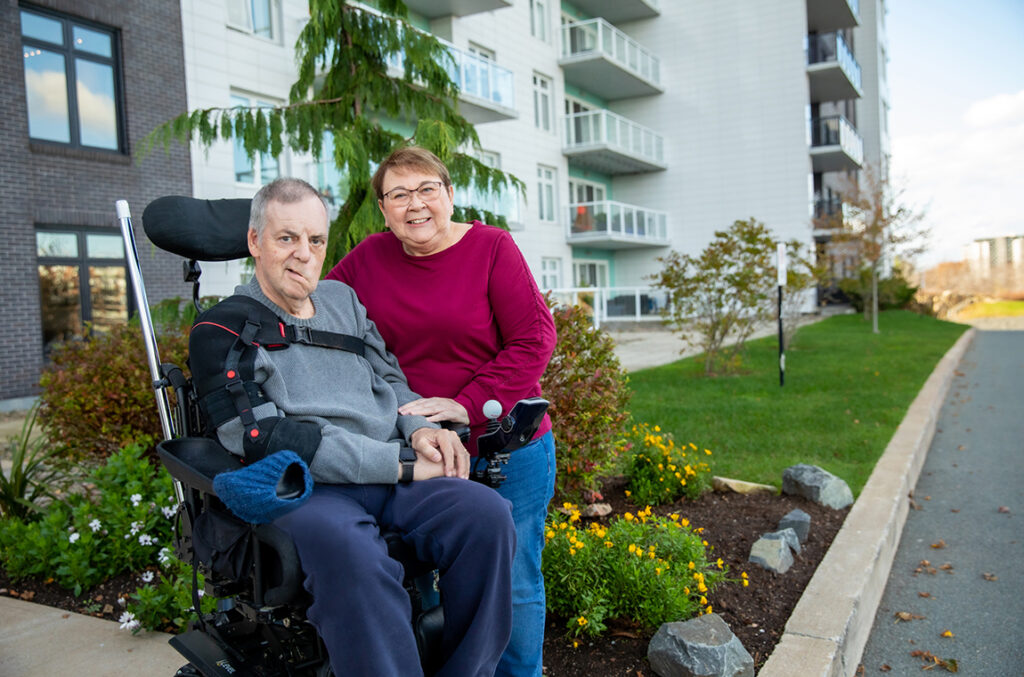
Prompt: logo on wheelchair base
<box><xmin>215</xmin><ymin>660</ymin><xmax>237</xmax><ymax>674</ymax></box>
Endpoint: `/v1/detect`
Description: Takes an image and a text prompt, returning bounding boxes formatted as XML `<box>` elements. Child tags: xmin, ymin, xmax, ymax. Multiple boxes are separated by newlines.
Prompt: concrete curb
<box><xmin>758</xmin><ymin>327</ymin><xmax>976</xmax><ymax>677</ymax></box>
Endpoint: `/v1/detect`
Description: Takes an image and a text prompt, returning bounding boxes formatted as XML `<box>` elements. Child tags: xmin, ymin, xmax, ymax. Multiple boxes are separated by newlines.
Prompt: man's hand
<box><xmin>399</xmin><ymin>397</ymin><xmax>470</xmax><ymax>425</ymax></box>
<box><xmin>409</xmin><ymin>427</ymin><xmax>470</xmax><ymax>479</ymax></box>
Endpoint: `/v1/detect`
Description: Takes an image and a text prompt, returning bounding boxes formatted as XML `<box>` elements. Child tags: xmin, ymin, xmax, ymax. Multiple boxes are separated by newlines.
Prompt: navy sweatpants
<box><xmin>274</xmin><ymin>478</ymin><xmax>515</xmax><ymax>676</ymax></box>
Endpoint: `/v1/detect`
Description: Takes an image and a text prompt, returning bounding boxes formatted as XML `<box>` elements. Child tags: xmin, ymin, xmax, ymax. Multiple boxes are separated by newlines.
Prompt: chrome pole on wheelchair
<box><xmin>115</xmin><ymin>200</ymin><xmax>185</xmax><ymax>504</ymax></box>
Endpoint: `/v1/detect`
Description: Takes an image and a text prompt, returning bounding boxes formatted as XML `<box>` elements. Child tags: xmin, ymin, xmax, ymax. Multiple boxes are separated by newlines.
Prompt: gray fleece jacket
<box><xmin>214</xmin><ymin>277</ymin><xmax>437</xmax><ymax>484</ymax></box>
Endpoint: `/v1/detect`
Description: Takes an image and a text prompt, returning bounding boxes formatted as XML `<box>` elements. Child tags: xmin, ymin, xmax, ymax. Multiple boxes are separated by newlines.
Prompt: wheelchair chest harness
<box><xmin>192</xmin><ymin>294</ymin><xmax>365</xmax><ymax>455</ymax></box>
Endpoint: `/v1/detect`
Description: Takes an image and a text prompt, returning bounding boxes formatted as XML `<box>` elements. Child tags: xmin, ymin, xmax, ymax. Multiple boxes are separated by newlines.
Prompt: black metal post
<box><xmin>778</xmin><ymin>284</ymin><xmax>785</xmax><ymax>387</ymax></box>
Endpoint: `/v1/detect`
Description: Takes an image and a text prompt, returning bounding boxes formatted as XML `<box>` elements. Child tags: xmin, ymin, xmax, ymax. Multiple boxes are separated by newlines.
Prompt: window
<box><xmin>540</xmin><ymin>257</ymin><xmax>562</xmax><ymax>290</ymax></box>
<box><xmin>573</xmin><ymin>260</ymin><xmax>608</xmax><ymax>287</ymax></box>
<box><xmin>36</xmin><ymin>227</ymin><xmax>131</xmax><ymax>353</ymax></box>
<box><xmin>568</xmin><ymin>179</ymin><xmax>606</xmax><ymax>204</ymax></box>
<box><xmin>231</xmin><ymin>93</ymin><xmax>281</xmax><ymax>184</ymax></box>
<box><xmin>20</xmin><ymin>7</ymin><xmax>123</xmax><ymax>151</ymax></box>
<box><xmin>537</xmin><ymin>165</ymin><xmax>557</xmax><ymax>222</ymax></box>
<box><xmin>227</xmin><ymin>0</ymin><xmax>279</xmax><ymax>40</ymax></box>
<box><xmin>529</xmin><ymin>0</ymin><xmax>548</xmax><ymax>41</ymax></box>
<box><xmin>532</xmin><ymin>73</ymin><xmax>552</xmax><ymax>132</ymax></box>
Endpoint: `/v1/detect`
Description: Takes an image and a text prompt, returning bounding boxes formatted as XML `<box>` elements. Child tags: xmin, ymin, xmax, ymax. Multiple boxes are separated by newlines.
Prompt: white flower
<box><xmin>68</xmin><ymin>532</ymin><xmax>80</xmax><ymax>544</ymax></box>
<box><xmin>197</xmin><ymin>589</ymin><xmax>206</xmax><ymax>598</ymax></box>
<box><xmin>117</xmin><ymin>596</ymin><xmax>127</xmax><ymax>607</ymax></box>
<box><xmin>138</xmin><ymin>534</ymin><xmax>155</xmax><ymax>546</ymax></box>
<box><xmin>118</xmin><ymin>611</ymin><xmax>140</xmax><ymax>632</ymax></box>
<box><xmin>157</xmin><ymin>547</ymin><xmax>173</xmax><ymax>566</ymax></box>
<box><xmin>129</xmin><ymin>520</ymin><xmax>143</xmax><ymax>536</ymax></box>
<box><xmin>130</xmin><ymin>493</ymin><xmax>143</xmax><ymax>507</ymax></box>
<box><xmin>88</xmin><ymin>519</ymin><xmax>102</xmax><ymax>532</ymax></box>
<box><xmin>140</xmin><ymin>571</ymin><xmax>155</xmax><ymax>583</ymax></box>
<box><xmin>161</xmin><ymin>506</ymin><xmax>177</xmax><ymax>519</ymax></box>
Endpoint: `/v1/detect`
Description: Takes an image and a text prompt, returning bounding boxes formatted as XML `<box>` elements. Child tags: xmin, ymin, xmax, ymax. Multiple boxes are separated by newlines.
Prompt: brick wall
<box><xmin>1</xmin><ymin>0</ymin><xmax>192</xmax><ymax>401</ymax></box>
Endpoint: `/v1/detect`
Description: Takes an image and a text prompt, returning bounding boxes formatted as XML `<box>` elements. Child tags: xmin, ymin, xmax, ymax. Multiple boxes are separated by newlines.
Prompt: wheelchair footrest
<box><xmin>170</xmin><ymin>630</ymin><xmax>259</xmax><ymax>677</ymax></box>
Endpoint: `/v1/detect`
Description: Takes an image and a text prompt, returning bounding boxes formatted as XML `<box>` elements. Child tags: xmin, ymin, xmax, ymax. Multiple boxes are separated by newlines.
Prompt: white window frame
<box><xmin>231</xmin><ymin>92</ymin><xmax>283</xmax><ymax>185</ymax></box>
<box><xmin>532</xmin><ymin>73</ymin><xmax>553</xmax><ymax>132</ymax></box>
<box><xmin>530</xmin><ymin>0</ymin><xmax>548</xmax><ymax>41</ymax></box>
<box><xmin>226</xmin><ymin>0</ymin><xmax>280</xmax><ymax>42</ymax></box>
<box><xmin>540</xmin><ymin>257</ymin><xmax>562</xmax><ymax>290</ymax></box>
<box><xmin>573</xmin><ymin>260</ymin><xmax>609</xmax><ymax>288</ymax></box>
<box><xmin>568</xmin><ymin>178</ymin><xmax>606</xmax><ymax>204</ymax></box>
<box><xmin>537</xmin><ymin>165</ymin><xmax>557</xmax><ymax>222</ymax></box>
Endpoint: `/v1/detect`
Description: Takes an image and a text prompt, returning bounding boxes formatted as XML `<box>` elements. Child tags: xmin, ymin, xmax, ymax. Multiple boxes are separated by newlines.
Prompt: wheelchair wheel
<box><xmin>174</xmin><ymin>664</ymin><xmax>203</xmax><ymax>677</ymax></box>
<box><xmin>314</xmin><ymin>663</ymin><xmax>334</xmax><ymax>677</ymax></box>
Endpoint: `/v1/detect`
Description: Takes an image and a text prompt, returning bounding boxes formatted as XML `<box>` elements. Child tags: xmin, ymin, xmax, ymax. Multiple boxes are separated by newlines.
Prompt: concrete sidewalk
<box><xmin>0</xmin><ymin>313</ymin><xmax>1012</xmax><ymax>676</ymax></box>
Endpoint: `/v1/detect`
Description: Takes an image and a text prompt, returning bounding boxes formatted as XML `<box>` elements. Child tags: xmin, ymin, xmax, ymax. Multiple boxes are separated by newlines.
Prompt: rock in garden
<box><xmin>782</xmin><ymin>464</ymin><xmax>853</xmax><ymax>509</ymax></box>
<box><xmin>766</xmin><ymin>527</ymin><xmax>801</xmax><ymax>555</ymax></box>
<box><xmin>778</xmin><ymin>508</ymin><xmax>811</xmax><ymax>543</ymax></box>
<box><xmin>648</xmin><ymin>613</ymin><xmax>754</xmax><ymax>677</ymax></box>
<box><xmin>711</xmin><ymin>476</ymin><xmax>776</xmax><ymax>495</ymax></box>
<box><xmin>748</xmin><ymin>533</ymin><xmax>795</xmax><ymax>574</ymax></box>
<box><xmin>583</xmin><ymin>502</ymin><xmax>612</xmax><ymax>517</ymax></box>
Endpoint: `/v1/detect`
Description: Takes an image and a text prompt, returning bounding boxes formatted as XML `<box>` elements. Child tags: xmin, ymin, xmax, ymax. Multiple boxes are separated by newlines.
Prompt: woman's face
<box><xmin>378</xmin><ymin>167</ymin><xmax>457</xmax><ymax>257</ymax></box>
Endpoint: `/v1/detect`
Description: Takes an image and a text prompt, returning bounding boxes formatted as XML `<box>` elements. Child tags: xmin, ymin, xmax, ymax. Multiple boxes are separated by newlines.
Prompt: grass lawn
<box><xmin>957</xmin><ymin>299</ymin><xmax>1024</xmax><ymax>318</ymax></box>
<box><xmin>627</xmin><ymin>310</ymin><xmax>968</xmax><ymax>495</ymax></box>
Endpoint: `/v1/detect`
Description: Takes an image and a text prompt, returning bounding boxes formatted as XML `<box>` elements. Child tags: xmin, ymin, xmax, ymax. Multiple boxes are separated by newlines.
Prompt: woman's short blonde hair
<box><xmin>372</xmin><ymin>146</ymin><xmax>452</xmax><ymax>200</ymax></box>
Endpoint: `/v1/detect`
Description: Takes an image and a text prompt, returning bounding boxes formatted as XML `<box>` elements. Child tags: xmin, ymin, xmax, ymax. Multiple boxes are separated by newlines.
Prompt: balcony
<box><xmin>813</xmin><ymin>196</ymin><xmax>847</xmax><ymax>221</ymax></box>
<box><xmin>807</xmin><ymin>32</ymin><xmax>862</xmax><ymax>102</ymax></box>
<box><xmin>566</xmin><ymin>0</ymin><xmax>660</xmax><ymax>24</ymax></box>
<box><xmin>401</xmin><ymin>0</ymin><xmax>511</xmax><ymax>18</ymax></box>
<box><xmin>806</xmin><ymin>0</ymin><xmax>859</xmax><ymax>32</ymax></box>
<box><xmin>559</xmin><ymin>19</ymin><xmax>662</xmax><ymax>100</ymax></box>
<box><xmin>387</xmin><ymin>40</ymin><xmax>517</xmax><ymax>124</ymax></box>
<box><xmin>567</xmin><ymin>200</ymin><xmax>670</xmax><ymax>249</ymax></box>
<box><xmin>810</xmin><ymin>115</ymin><xmax>864</xmax><ymax>172</ymax></box>
<box><xmin>564</xmin><ymin>110</ymin><xmax>665</xmax><ymax>174</ymax></box>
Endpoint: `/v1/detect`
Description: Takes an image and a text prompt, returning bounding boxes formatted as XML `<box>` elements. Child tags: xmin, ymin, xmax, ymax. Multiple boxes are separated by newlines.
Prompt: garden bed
<box><xmin>0</xmin><ymin>475</ymin><xmax>848</xmax><ymax>675</ymax></box>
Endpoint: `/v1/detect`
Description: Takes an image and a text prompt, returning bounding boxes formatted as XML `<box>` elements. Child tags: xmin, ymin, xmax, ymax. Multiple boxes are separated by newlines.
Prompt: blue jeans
<box><xmin>493</xmin><ymin>431</ymin><xmax>556</xmax><ymax>677</ymax></box>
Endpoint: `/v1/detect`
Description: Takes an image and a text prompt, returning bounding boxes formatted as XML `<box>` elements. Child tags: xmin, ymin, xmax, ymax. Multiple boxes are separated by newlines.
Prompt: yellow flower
<box><xmin>704</xmin><ymin>449</ymin><xmax>712</xmax><ymax>455</ymax></box>
<box><xmin>563</xmin><ymin>502</ymin><xmax>574</xmax><ymax>511</ymax></box>
<box><xmin>577</xmin><ymin>616</ymin><xmax>588</xmax><ymax>627</ymax></box>
<box><xmin>741</xmin><ymin>571</ymin><xmax>748</xmax><ymax>579</ymax></box>
<box><xmin>688</xmin><ymin>561</ymin><xmax>695</xmax><ymax>570</ymax></box>
<box><xmin>706</xmin><ymin>605</ymin><xmax>713</xmax><ymax>614</ymax></box>
<box><xmin>742</xmin><ymin>579</ymin><xmax>749</xmax><ymax>587</ymax></box>
<box><xmin>653</xmin><ymin>425</ymin><xmax>661</xmax><ymax>432</ymax></box>
<box><xmin>568</xmin><ymin>548</ymin><xmax>576</xmax><ymax>556</ymax></box>
<box><xmin>680</xmin><ymin>518</ymin><xmax>690</xmax><ymax>527</ymax></box>
<box><xmin>655</xmin><ymin>567</ymin><xmax>662</xmax><ymax>575</ymax></box>
<box><xmin>700</xmin><ymin>595</ymin><xmax>707</xmax><ymax>605</ymax></box>
<box><xmin>624</xmin><ymin>490</ymin><xmax>631</xmax><ymax>497</ymax></box>
<box><xmin>689</xmin><ymin>442</ymin><xmax>697</xmax><ymax>450</ymax></box>
<box><xmin>545</xmin><ymin>530</ymin><xmax>555</xmax><ymax>540</ymax></box>
<box><xmin>670</xmin><ymin>514</ymin><xmax>679</xmax><ymax>522</ymax></box>
<box><xmin>628</xmin><ymin>543</ymin><xmax>637</xmax><ymax>554</ymax></box>
<box><xmin>573</xmin><ymin>640</ymin><xmax>579</xmax><ymax>648</ymax></box>
<box><xmin>624</xmin><ymin>512</ymin><xmax>634</xmax><ymax>522</ymax></box>
<box><xmin>684</xmin><ymin>587</ymin><xmax>690</xmax><ymax>595</ymax></box>
<box><xmin>604</xmin><ymin>541</ymin><xmax>614</xmax><ymax>548</ymax></box>
<box><xmin>716</xmin><ymin>558</ymin><xmax>724</xmax><ymax>569</ymax></box>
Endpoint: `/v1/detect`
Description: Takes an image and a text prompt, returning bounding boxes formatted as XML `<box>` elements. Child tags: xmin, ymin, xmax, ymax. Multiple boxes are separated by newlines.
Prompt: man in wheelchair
<box><xmin>187</xmin><ymin>177</ymin><xmax>515</xmax><ymax>676</ymax></box>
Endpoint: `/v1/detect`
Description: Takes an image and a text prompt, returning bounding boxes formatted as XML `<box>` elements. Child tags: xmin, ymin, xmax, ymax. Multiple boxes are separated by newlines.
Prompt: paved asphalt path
<box><xmin>859</xmin><ymin>330</ymin><xmax>1024</xmax><ymax>675</ymax></box>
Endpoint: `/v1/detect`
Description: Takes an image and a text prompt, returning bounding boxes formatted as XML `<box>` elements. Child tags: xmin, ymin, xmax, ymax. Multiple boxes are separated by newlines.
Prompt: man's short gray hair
<box><xmin>249</xmin><ymin>178</ymin><xmax>328</xmax><ymax>239</ymax></box>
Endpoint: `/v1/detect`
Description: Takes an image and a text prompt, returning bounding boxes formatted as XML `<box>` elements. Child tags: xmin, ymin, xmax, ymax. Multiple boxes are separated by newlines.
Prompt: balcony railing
<box><xmin>386</xmin><ymin>37</ymin><xmax>516</xmax><ymax>122</ymax></box>
<box><xmin>567</xmin><ymin>200</ymin><xmax>669</xmax><ymax>248</ymax></box>
<box><xmin>559</xmin><ymin>18</ymin><xmax>662</xmax><ymax>99</ymax></box>
<box><xmin>563</xmin><ymin>109</ymin><xmax>665</xmax><ymax>173</ymax></box>
<box><xmin>810</xmin><ymin>115</ymin><xmax>864</xmax><ymax>171</ymax></box>
<box><xmin>807</xmin><ymin>32</ymin><xmax>862</xmax><ymax>99</ymax></box>
<box><xmin>544</xmin><ymin>286</ymin><xmax>669</xmax><ymax>329</ymax></box>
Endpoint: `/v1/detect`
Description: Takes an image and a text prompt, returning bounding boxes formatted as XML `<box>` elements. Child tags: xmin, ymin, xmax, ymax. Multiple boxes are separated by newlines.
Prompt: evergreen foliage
<box><xmin>143</xmin><ymin>1</ymin><xmax>524</xmax><ymax>269</ymax></box>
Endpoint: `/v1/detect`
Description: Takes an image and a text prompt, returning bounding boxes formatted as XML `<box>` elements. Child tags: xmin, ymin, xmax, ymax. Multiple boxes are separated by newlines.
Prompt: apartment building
<box><xmin>181</xmin><ymin>0</ymin><xmax>886</xmax><ymax>311</ymax></box>
<box><xmin>3</xmin><ymin>0</ymin><xmax>191</xmax><ymax>405</ymax></box>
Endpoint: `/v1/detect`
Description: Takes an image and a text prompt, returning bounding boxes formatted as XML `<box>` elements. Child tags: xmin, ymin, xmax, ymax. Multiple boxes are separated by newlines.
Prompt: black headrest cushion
<box><xmin>142</xmin><ymin>196</ymin><xmax>252</xmax><ymax>261</ymax></box>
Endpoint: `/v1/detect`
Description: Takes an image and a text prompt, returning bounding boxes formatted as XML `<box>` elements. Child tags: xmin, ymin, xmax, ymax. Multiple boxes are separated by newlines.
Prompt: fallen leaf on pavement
<box><xmin>919</xmin><ymin>591</ymin><xmax>934</xmax><ymax>599</ymax></box>
<box><xmin>911</xmin><ymin>650</ymin><xmax>959</xmax><ymax>672</ymax></box>
<box><xmin>982</xmin><ymin>572</ymin><xmax>998</xmax><ymax>581</ymax></box>
<box><xmin>997</xmin><ymin>506</ymin><xmax>1010</xmax><ymax>514</ymax></box>
<box><xmin>941</xmin><ymin>630</ymin><xmax>954</xmax><ymax>638</ymax></box>
<box><xmin>931</xmin><ymin>540</ymin><xmax>946</xmax><ymax>549</ymax></box>
<box><xmin>880</xmin><ymin>664</ymin><xmax>891</xmax><ymax>672</ymax></box>
<box><xmin>940</xmin><ymin>563</ymin><xmax>954</xmax><ymax>574</ymax></box>
<box><xmin>894</xmin><ymin>611</ymin><xmax>926</xmax><ymax>622</ymax></box>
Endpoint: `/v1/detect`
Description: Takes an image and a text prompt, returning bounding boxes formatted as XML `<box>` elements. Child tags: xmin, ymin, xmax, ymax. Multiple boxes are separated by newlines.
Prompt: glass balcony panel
<box><xmin>560</xmin><ymin>18</ymin><xmax>661</xmax><ymax>94</ymax></box>
<box><xmin>567</xmin><ymin>200</ymin><xmax>669</xmax><ymax>248</ymax></box>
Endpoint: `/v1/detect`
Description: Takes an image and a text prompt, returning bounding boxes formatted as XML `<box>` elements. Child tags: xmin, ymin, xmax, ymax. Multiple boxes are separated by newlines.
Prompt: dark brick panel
<box><xmin>1</xmin><ymin>0</ymin><xmax>192</xmax><ymax>400</ymax></box>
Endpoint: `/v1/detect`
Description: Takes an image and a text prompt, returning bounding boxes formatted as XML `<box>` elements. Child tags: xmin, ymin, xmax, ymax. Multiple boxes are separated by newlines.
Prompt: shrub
<box><xmin>38</xmin><ymin>322</ymin><xmax>189</xmax><ymax>461</ymax></box>
<box><xmin>121</xmin><ymin>553</ymin><xmax>216</xmax><ymax>634</ymax></box>
<box><xmin>543</xmin><ymin>504</ymin><xmax>727</xmax><ymax>637</ymax></box>
<box><xmin>650</xmin><ymin>218</ymin><xmax>776</xmax><ymax>375</ymax></box>
<box><xmin>624</xmin><ymin>423</ymin><xmax>713</xmax><ymax>506</ymax></box>
<box><xmin>839</xmin><ymin>265</ymin><xmax>919</xmax><ymax>314</ymax></box>
<box><xmin>541</xmin><ymin>298</ymin><xmax>632</xmax><ymax>502</ymax></box>
<box><xmin>0</xmin><ymin>442</ymin><xmax>176</xmax><ymax>596</ymax></box>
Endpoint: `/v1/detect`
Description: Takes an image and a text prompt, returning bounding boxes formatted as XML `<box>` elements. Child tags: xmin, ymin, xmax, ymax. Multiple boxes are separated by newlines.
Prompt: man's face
<box><xmin>248</xmin><ymin>194</ymin><xmax>328</xmax><ymax>316</ymax></box>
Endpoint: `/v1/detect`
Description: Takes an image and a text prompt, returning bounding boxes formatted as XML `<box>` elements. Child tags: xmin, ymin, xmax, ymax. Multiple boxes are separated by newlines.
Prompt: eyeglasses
<box><xmin>381</xmin><ymin>181</ymin><xmax>446</xmax><ymax>206</ymax></box>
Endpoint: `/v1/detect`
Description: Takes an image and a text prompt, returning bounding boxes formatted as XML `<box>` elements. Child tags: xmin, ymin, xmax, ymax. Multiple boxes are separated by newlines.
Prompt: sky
<box><xmin>885</xmin><ymin>0</ymin><xmax>1024</xmax><ymax>268</ymax></box>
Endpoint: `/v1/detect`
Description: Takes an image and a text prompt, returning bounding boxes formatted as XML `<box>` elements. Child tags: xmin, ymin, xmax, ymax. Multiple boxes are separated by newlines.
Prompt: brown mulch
<box><xmin>0</xmin><ymin>476</ymin><xmax>848</xmax><ymax>676</ymax></box>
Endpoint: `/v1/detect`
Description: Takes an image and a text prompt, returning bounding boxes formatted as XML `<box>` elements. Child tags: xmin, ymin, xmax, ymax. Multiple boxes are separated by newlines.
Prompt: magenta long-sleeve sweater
<box><xmin>326</xmin><ymin>221</ymin><xmax>556</xmax><ymax>449</ymax></box>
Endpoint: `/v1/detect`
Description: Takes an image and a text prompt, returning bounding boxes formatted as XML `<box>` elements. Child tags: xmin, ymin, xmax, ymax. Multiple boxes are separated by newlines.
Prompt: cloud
<box><xmin>893</xmin><ymin>88</ymin><xmax>1024</xmax><ymax>267</ymax></box>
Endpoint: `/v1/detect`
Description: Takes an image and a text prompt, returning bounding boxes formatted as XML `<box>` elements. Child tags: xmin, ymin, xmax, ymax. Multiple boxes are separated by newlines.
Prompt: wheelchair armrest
<box><xmin>253</xmin><ymin>523</ymin><xmax>305</xmax><ymax>607</ymax></box>
<box><xmin>158</xmin><ymin>437</ymin><xmax>244</xmax><ymax>495</ymax></box>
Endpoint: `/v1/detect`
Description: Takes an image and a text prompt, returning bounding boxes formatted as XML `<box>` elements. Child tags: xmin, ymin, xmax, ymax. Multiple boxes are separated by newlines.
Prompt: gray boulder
<box><xmin>764</xmin><ymin>527</ymin><xmax>801</xmax><ymax>555</ymax></box>
<box><xmin>778</xmin><ymin>508</ymin><xmax>811</xmax><ymax>543</ymax></box>
<box><xmin>748</xmin><ymin>533</ymin><xmax>795</xmax><ymax>574</ymax></box>
<box><xmin>782</xmin><ymin>464</ymin><xmax>853</xmax><ymax>509</ymax></box>
<box><xmin>648</xmin><ymin>613</ymin><xmax>754</xmax><ymax>677</ymax></box>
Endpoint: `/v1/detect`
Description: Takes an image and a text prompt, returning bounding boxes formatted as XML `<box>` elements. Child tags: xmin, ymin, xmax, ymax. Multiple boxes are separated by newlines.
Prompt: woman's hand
<box><xmin>399</xmin><ymin>397</ymin><xmax>470</xmax><ymax>425</ymax></box>
<box><xmin>409</xmin><ymin>427</ymin><xmax>469</xmax><ymax>479</ymax></box>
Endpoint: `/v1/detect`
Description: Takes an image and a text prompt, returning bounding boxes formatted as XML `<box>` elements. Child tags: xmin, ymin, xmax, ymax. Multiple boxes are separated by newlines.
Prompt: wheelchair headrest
<box><xmin>142</xmin><ymin>196</ymin><xmax>252</xmax><ymax>261</ymax></box>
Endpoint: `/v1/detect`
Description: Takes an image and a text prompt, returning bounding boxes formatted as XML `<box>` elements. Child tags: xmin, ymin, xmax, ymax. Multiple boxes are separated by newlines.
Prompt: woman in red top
<box><xmin>326</xmin><ymin>146</ymin><xmax>556</xmax><ymax>677</ymax></box>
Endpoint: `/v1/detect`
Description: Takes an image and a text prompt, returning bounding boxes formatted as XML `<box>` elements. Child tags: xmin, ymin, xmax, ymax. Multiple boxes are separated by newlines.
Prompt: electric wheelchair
<box><xmin>114</xmin><ymin>196</ymin><xmax>548</xmax><ymax>676</ymax></box>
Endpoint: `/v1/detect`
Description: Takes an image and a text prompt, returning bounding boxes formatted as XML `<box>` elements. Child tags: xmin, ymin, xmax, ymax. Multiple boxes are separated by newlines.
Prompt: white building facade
<box><xmin>179</xmin><ymin>0</ymin><xmax>887</xmax><ymax>309</ymax></box>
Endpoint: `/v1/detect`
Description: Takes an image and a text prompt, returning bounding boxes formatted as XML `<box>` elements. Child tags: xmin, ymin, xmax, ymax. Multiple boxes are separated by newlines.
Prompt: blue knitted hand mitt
<box><xmin>213</xmin><ymin>450</ymin><xmax>313</xmax><ymax>524</ymax></box>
